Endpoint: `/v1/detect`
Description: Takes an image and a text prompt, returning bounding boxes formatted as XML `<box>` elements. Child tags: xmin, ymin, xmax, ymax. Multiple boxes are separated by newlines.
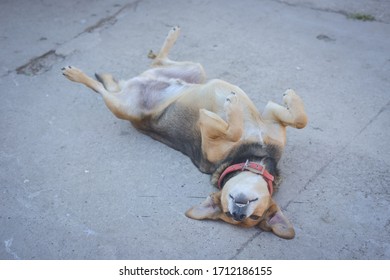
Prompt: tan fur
<box><xmin>62</xmin><ymin>27</ymin><xmax>307</xmax><ymax>239</ymax></box>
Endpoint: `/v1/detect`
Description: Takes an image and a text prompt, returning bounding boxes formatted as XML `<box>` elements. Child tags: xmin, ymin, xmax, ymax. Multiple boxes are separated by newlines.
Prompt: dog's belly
<box><xmin>120</xmin><ymin>76</ymin><xmax>265</xmax><ymax>144</ymax></box>
<box><xmin>125</xmin><ymin>77</ymin><xmax>189</xmax><ymax>111</ymax></box>
<box><xmin>133</xmin><ymin>80</ymin><xmax>225</xmax><ymax>171</ymax></box>
<box><xmin>135</xmin><ymin>79</ymin><xmax>266</xmax><ymax>172</ymax></box>
<box><xmin>133</xmin><ymin>79</ymin><xmax>272</xmax><ymax>173</ymax></box>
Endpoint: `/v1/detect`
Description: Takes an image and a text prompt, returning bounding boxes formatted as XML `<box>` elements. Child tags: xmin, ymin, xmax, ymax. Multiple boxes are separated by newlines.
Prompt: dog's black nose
<box><xmin>232</xmin><ymin>212</ymin><xmax>246</xmax><ymax>221</ymax></box>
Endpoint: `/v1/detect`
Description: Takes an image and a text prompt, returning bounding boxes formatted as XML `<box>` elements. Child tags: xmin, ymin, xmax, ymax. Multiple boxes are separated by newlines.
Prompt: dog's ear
<box><xmin>185</xmin><ymin>192</ymin><xmax>223</xmax><ymax>220</ymax></box>
<box><xmin>259</xmin><ymin>200</ymin><xmax>295</xmax><ymax>239</ymax></box>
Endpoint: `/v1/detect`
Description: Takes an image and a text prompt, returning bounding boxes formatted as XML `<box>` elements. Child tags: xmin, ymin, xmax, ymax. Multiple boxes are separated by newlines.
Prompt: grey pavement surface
<box><xmin>1</xmin><ymin>0</ymin><xmax>389</xmax><ymax>259</ymax></box>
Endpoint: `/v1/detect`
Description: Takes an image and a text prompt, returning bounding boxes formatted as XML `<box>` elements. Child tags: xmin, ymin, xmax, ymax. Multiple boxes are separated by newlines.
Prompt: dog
<box><xmin>62</xmin><ymin>26</ymin><xmax>307</xmax><ymax>239</ymax></box>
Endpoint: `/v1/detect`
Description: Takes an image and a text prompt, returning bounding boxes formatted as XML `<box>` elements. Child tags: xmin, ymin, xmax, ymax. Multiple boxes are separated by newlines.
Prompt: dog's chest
<box><xmin>242</xmin><ymin>122</ymin><xmax>264</xmax><ymax>144</ymax></box>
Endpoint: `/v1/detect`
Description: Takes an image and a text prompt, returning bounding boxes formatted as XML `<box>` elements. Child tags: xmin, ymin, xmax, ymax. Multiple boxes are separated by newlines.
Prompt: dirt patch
<box><xmin>16</xmin><ymin>50</ymin><xmax>65</xmax><ymax>76</ymax></box>
<box><xmin>347</xmin><ymin>13</ymin><xmax>375</xmax><ymax>21</ymax></box>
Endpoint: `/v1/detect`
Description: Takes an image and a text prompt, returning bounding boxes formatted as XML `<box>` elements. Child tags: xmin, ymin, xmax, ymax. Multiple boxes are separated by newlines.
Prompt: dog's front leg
<box><xmin>262</xmin><ymin>89</ymin><xmax>307</xmax><ymax>129</ymax></box>
<box><xmin>199</xmin><ymin>93</ymin><xmax>243</xmax><ymax>163</ymax></box>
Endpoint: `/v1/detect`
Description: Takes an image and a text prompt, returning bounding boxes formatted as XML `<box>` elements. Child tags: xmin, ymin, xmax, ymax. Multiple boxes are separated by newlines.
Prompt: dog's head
<box><xmin>185</xmin><ymin>172</ymin><xmax>295</xmax><ymax>239</ymax></box>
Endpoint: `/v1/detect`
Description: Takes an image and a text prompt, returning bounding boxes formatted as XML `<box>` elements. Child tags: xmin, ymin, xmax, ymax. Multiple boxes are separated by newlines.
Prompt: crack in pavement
<box><xmin>230</xmin><ymin>231</ymin><xmax>263</xmax><ymax>260</ymax></box>
<box><xmin>80</xmin><ymin>0</ymin><xmax>142</xmax><ymax>35</ymax></box>
<box><xmin>270</xmin><ymin>0</ymin><xmax>389</xmax><ymax>23</ymax></box>
<box><xmin>292</xmin><ymin>100</ymin><xmax>390</xmax><ymax>199</ymax></box>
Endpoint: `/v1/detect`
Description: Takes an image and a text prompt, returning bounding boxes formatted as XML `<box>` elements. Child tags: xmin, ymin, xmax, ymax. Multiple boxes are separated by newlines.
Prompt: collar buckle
<box><xmin>242</xmin><ymin>159</ymin><xmax>250</xmax><ymax>171</ymax></box>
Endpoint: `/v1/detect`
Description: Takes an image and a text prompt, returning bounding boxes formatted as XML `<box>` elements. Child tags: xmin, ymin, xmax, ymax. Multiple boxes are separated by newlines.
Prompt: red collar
<box><xmin>217</xmin><ymin>160</ymin><xmax>274</xmax><ymax>195</ymax></box>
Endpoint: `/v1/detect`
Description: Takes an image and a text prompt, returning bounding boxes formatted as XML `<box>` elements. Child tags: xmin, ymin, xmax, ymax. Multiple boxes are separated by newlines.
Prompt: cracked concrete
<box><xmin>10</xmin><ymin>1</ymin><xmax>141</xmax><ymax>77</ymax></box>
<box><xmin>1</xmin><ymin>0</ymin><xmax>390</xmax><ymax>259</ymax></box>
<box><xmin>276</xmin><ymin>0</ymin><xmax>390</xmax><ymax>23</ymax></box>
<box><xmin>16</xmin><ymin>50</ymin><xmax>65</xmax><ymax>76</ymax></box>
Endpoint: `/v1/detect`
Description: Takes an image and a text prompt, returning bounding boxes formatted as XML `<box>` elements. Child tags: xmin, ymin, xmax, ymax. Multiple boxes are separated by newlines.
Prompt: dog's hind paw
<box><xmin>62</xmin><ymin>66</ymin><xmax>84</xmax><ymax>82</ymax></box>
<box><xmin>170</xmin><ymin>25</ymin><xmax>180</xmax><ymax>33</ymax></box>
<box><xmin>166</xmin><ymin>25</ymin><xmax>181</xmax><ymax>42</ymax></box>
<box><xmin>147</xmin><ymin>50</ymin><xmax>157</xmax><ymax>59</ymax></box>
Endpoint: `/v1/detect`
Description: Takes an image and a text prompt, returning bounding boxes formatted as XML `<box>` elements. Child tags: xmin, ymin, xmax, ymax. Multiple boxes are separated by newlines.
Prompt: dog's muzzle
<box><xmin>232</xmin><ymin>205</ymin><xmax>248</xmax><ymax>221</ymax></box>
<box><xmin>230</xmin><ymin>196</ymin><xmax>252</xmax><ymax>221</ymax></box>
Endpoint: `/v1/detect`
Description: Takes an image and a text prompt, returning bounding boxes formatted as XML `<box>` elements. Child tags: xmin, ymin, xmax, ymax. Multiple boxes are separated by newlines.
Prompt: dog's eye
<box><xmin>249</xmin><ymin>215</ymin><xmax>261</xmax><ymax>220</ymax></box>
<box><xmin>225</xmin><ymin>212</ymin><xmax>233</xmax><ymax>218</ymax></box>
<box><xmin>229</xmin><ymin>195</ymin><xmax>258</xmax><ymax>203</ymax></box>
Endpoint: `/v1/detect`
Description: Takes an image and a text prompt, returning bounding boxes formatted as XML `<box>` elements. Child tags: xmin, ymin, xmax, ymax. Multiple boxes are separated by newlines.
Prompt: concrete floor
<box><xmin>1</xmin><ymin>0</ymin><xmax>389</xmax><ymax>259</ymax></box>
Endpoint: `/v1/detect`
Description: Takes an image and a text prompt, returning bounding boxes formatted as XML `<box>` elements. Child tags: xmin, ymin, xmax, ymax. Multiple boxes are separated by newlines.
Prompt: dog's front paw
<box><xmin>282</xmin><ymin>89</ymin><xmax>300</xmax><ymax>109</ymax></box>
<box><xmin>225</xmin><ymin>91</ymin><xmax>238</xmax><ymax>104</ymax></box>
<box><xmin>62</xmin><ymin>66</ymin><xmax>84</xmax><ymax>82</ymax></box>
<box><xmin>224</xmin><ymin>91</ymin><xmax>240</xmax><ymax>113</ymax></box>
<box><xmin>283</xmin><ymin>89</ymin><xmax>296</xmax><ymax>98</ymax></box>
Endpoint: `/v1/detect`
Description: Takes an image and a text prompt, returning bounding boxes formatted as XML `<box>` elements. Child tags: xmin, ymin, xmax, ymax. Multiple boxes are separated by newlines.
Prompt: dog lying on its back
<box><xmin>62</xmin><ymin>26</ymin><xmax>307</xmax><ymax>239</ymax></box>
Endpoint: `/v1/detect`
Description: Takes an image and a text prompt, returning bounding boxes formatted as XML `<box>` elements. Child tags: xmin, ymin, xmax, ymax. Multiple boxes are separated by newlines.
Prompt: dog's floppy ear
<box><xmin>259</xmin><ymin>200</ymin><xmax>295</xmax><ymax>239</ymax></box>
<box><xmin>185</xmin><ymin>192</ymin><xmax>223</xmax><ymax>220</ymax></box>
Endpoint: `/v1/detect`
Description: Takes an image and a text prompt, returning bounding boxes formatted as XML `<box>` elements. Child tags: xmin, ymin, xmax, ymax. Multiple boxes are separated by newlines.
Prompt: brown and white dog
<box><xmin>62</xmin><ymin>27</ymin><xmax>307</xmax><ymax>239</ymax></box>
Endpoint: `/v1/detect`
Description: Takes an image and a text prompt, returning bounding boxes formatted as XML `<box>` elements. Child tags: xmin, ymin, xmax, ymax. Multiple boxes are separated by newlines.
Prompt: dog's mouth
<box><xmin>225</xmin><ymin>211</ymin><xmax>261</xmax><ymax>222</ymax></box>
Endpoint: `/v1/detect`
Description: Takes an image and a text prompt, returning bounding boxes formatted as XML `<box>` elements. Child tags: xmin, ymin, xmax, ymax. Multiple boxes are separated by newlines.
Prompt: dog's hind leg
<box><xmin>262</xmin><ymin>89</ymin><xmax>308</xmax><ymax>129</ymax></box>
<box><xmin>62</xmin><ymin>66</ymin><xmax>130</xmax><ymax>120</ymax></box>
<box><xmin>146</xmin><ymin>26</ymin><xmax>206</xmax><ymax>84</ymax></box>
<box><xmin>62</xmin><ymin>66</ymin><xmax>107</xmax><ymax>94</ymax></box>
<box><xmin>149</xmin><ymin>26</ymin><xmax>181</xmax><ymax>66</ymax></box>
<box><xmin>95</xmin><ymin>73</ymin><xmax>121</xmax><ymax>93</ymax></box>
